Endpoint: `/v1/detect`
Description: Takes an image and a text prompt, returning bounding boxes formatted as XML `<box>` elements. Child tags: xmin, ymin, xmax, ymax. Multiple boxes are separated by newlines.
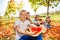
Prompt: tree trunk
<box><xmin>35</xmin><ymin>3</ymin><xmax>36</xmax><ymax>16</ymax></box>
<box><xmin>47</xmin><ymin>0</ymin><xmax>49</xmax><ymax>17</ymax></box>
<box><xmin>35</xmin><ymin>10</ymin><xmax>36</xmax><ymax>16</ymax></box>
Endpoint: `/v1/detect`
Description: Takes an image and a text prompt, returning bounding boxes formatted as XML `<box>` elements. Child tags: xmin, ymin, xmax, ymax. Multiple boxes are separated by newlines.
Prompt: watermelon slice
<box><xmin>30</xmin><ymin>26</ymin><xmax>42</xmax><ymax>35</ymax></box>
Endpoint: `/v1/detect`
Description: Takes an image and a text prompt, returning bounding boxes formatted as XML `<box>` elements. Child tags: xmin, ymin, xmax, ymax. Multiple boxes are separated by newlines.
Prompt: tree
<box><xmin>5</xmin><ymin>0</ymin><xmax>17</xmax><ymax>16</ymax></box>
<box><xmin>29</xmin><ymin>0</ymin><xmax>59</xmax><ymax>16</ymax></box>
<box><xmin>29</xmin><ymin>0</ymin><xmax>41</xmax><ymax>15</ymax></box>
<box><xmin>5</xmin><ymin>0</ymin><xmax>24</xmax><ymax>17</ymax></box>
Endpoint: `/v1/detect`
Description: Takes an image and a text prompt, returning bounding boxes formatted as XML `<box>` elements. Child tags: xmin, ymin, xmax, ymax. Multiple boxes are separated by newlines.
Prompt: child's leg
<box><xmin>19</xmin><ymin>35</ymin><xmax>33</xmax><ymax>40</ymax></box>
<box><xmin>36</xmin><ymin>34</ymin><xmax>42</xmax><ymax>40</ymax></box>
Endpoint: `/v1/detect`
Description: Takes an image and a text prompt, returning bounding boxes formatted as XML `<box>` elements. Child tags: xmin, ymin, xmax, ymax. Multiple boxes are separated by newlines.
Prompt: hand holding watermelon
<box><xmin>25</xmin><ymin>27</ymin><xmax>36</xmax><ymax>35</ymax></box>
<box><xmin>26</xmin><ymin>24</ymin><xmax>47</xmax><ymax>37</ymax></box>
<box><xmin>26</xmin><ymin>24</ymin><xmax>43</xmax><ymax>37</ymax></box>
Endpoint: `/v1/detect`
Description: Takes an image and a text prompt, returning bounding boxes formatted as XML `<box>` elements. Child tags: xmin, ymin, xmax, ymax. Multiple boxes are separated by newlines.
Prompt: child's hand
<box><xmin>35</xmin><ymin>21</ymin><xmax>40</xmax><ymax>24</ymax></box>
<box><xmin>42</xmin><ymin>26</ymin><xmax>47</xmax><ymax>33</ymax></box>
<box><xmin>30</xmin><ymin>33</ymin><xmax>39</xmax><ymax>37</ymax></box>
<box><xmin>26</xmin><ymin>31</ymin><xmax>36</xmax><ymax>35</ymax></box>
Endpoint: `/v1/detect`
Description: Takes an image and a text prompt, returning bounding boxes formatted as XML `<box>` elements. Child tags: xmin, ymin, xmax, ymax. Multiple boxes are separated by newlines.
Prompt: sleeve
<box><xmin>14</xmin><ymin>20</ymin><xmax>20</xmax><ymax>28</ymax></box>
<box><xmin>33</xmin><ymin>20</ymin><xmax>36</xmax><ymax>23</ymax></box>
<box><xmin>28</xmin><ymin>20</ymin><xmax>30</xmax><ymax>24</ymax></box>
<box><xmin>27</xmin><ymin>20</ymin><xmax>31</xmax><ymax>27</ymax></box>
<box><xmin>44</xmin><ymin>22</ymin><xmax>47</xmax><ymax>27</ymax></box>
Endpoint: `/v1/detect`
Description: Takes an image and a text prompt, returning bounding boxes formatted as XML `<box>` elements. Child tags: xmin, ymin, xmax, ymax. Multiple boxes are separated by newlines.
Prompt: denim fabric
<box><xmin>36</xmin><ymin>34</ymin><xmax>42</xmax><ymax>40</ymax></box>
<box><xmin>19</xmin><ymin>34</ymin><xmax>42</xmax><ymax>40</ymax></box>
<box><xmin>44</xmin><ymin>22</ymin><xmax>51</xmax><ymax>28</ymax></box>
<box><xmin>19</xmin><ymin>35</ymin><xmax>33</xmax><ymax>40</ymax></box>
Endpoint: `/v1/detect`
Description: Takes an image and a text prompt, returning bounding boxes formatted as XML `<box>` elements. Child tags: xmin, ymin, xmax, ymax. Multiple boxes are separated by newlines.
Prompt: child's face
<box><xmin>27</xmin><ymin>14</ymin><xmax>30</xmax><ymax>19</ymax></box>
<box><xmin>36</xmin><ymin>16</ymin><xmax>39</xmax><ymax>21</ymax></box>
<box><xmin>46</xmin><ymin>18</ymin><xmax>50</xmax><ymax>22</ymax></box>
<box><xmin>20</xmin><ymin>11</ymin><xmax>27</xmax><ymax>20</ymax></box>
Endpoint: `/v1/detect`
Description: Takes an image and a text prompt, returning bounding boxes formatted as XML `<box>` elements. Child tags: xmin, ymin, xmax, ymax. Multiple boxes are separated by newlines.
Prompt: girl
<box><xmin>14</xmin><ymin>10</ymin><xmax>36</xmax><ymax>40</ymax></box>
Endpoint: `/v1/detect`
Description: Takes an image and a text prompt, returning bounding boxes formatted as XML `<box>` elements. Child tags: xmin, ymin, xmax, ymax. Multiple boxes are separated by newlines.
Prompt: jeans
<box><xmin>19</xmin><ymin>34</ymin><xmax>42</xmax><ymax>40</ymax></box>
<box><xmin>36</xmin><ymin>34</ymin><xmax>42</xmax><ymax>40</ymax></box>
<box><xmin>19</xmin><ymin>35</ymin><xmax>33</xmax><ymax>40</ymax></box>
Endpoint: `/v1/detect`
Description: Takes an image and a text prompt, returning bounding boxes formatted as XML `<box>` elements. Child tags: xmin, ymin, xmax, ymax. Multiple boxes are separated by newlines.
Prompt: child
<box><xmin>26</xmin><ymin>12</ymin><xmax>32</xmax><ymax>23</ymax></box>
<box><xmin>44</xmin><ymin>16</ymin><xmax>51</xmax><ymax>40</ymax></box>
<box><xmin>32</xmin><ymin>15</ymin><xmax>43</xmax><ymax>40</ymax></box>
<box><xmin>26</xmin><ymin>12</ymin><xmax>39</xmax><ymax>25</ymax></box>
<box><xmin>26</xmin><ymin>12</ymin><xmax>30</xmax><ymax>20</ymax></box>
<box><xmin>33</xmin><ymin>15</ymin><xmax>40</xmax><ymax>26</ymax></box>
<box><xmin>14</xmin><ymin>10</ymin><xmax>35</xmax><ymax>40</ymax></box>
<box><xmin>44</xmin><ymin>16</ymin><xmax>51</xmax><ymax>28</ymax></box>
<box><xmin>39</xmin><ymin>19</ymin><xmax>44</xmax><ymax>25</ymax></box>
<box><xmin>34</xmin><ymin>15</ymin><xmax>40</xmax><ymax>22</ymax></box>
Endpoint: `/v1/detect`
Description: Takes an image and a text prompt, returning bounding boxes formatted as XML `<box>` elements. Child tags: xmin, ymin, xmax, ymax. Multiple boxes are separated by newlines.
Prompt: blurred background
<box><xmin>0</xmin><ymin>0</ymin><xmax>60</xmax><ymax>40</ymax></box>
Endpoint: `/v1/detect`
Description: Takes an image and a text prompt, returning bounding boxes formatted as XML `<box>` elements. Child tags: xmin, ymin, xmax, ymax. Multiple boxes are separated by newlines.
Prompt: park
<box><xmin>0</xmin><ymin>0</ymin><xmax>60</xmax><ymax>40</ymax></box>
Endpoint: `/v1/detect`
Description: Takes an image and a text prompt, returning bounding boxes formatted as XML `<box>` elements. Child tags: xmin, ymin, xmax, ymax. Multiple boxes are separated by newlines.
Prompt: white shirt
<box><xmin>14</xmin><ymin>20</ymin><xmax>30</xmax><ymax>40</ymax></box>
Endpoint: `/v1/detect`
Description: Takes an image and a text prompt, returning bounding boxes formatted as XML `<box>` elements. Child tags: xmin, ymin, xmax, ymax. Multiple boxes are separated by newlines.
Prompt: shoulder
<box><xmin>15</xmin><ymin>20</ymin><xmax>20</xmax><ymax>23</ymax></box>
<box><xmin>33</xmin><ymin>19</ymin><xmax>37</xmax><ymax>21</ymax></box>
<box><xmin>25</xmin><ymin>20</ymin><xmax>30</xmax><ymax>24</ymax></box>
<box><xmin>14</xmin><ymin>20</ymin><xmax>20</xmax><ymax>27</ymax></box>
<box><xmin>25</xmin><ymin>20</ymin><xmax>30</xmax><ymax>22</ymax></box>
<box><xmin>33</xmin><ymin>19</ymin><xmax>36</xmax><ymax>21</ymax></box>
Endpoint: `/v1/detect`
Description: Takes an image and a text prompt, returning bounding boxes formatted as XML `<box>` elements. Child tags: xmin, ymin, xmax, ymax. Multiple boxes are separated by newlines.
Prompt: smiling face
<box><xmin>46</xmin><ymin>17</ymin><xmax>50</xmax><ymax>23</ymax></box>
<box><xmin>26</xmin><ymin>12</ymin><xmax>30</xmax><ymax>20</ymax></box>
<box><xmin>35</xmin><ymin>15</ymin><xmax>40</xmax><ymax>21</ymax></box>
<box><xmin>27</xmin><ymin>14</ymin><xmax>30</xmax><ymax>18</ymax></box>
<box><xmin>19</xmin><ymin>10</ymin><xmax>27</xmax><ymax>20</ymax></box>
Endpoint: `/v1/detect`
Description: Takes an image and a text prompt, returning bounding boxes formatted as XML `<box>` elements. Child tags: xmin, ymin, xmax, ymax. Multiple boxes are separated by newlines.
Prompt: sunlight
<box><xmin>0</xmin><ymin>0</ymin><xmax>60</xmax><ymax>16</ymax></box>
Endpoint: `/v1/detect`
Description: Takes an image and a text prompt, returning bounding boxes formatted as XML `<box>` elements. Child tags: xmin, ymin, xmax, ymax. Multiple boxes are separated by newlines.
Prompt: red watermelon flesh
<box><xmin>30</xmin><ymin>26</ymin><xmax>42</xmax><ymax>34</ymax></box>
<box><xmin>36</xmin><ymin>27</ymin><xmax>42</xmax><ymax>34</ymax></box>
<box><xmin>31</xmin><ymin>27</ymin><xmax>37</xmax><ymax>32</ymax></box>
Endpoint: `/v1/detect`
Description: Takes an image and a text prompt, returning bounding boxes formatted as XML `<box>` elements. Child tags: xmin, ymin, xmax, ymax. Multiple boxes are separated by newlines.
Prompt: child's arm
<box><xmin>28</xmin><ymin>25</ymin><xmax>47</xmax><ymax>37</ymax></box>
<box><xmin>16</xmin><ymin>25</ymin><xmax>36</xmax><ymax>35</ymax></box>
<box><xmin>41</xmin><ymin>25</ymin><xmax>47</xmax><ymax>33</ymax></box>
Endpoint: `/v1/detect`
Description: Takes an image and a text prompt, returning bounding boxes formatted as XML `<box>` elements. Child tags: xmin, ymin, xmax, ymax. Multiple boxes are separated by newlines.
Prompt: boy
<box><xmin>26</xmin><ymin>12</ymin><xmax>32</xmax><ymax>23</ymax></box>
<box><xmin>33</xmin><ymin>15</ymin><xmax>42</xmax><ymax>40</ymax></box>
<box><xmin>26</xmin><ymin>12</ymin><xmax>39</xmax><ymax>25</ymax></box>
<box><xmin>33</xmin><ymin>15</ymin><xmax>40</xmax><ymax>26</ymax></box>
<box><xmin>14</xmin><ymin>10</ymin><xmax>35</xmax><ymax>40</ymax></box>
<box><xmin>44</xmin><ymin>16</ymin><xmax>51</xmax><ymax>28</ymax></box>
